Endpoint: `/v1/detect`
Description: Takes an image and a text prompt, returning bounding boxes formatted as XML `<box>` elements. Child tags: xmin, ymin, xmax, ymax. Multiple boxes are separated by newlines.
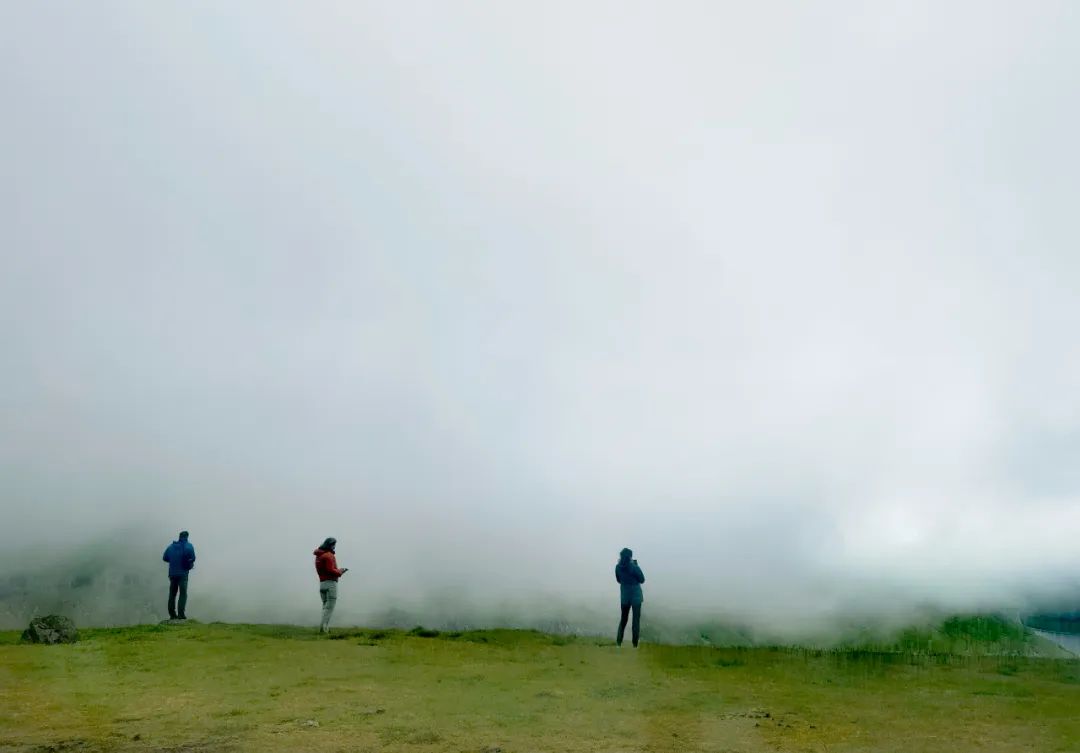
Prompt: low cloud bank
<box><xmin>3</xmin><ymin>527</ymin><xmax>1077</xmax><ymax>646</ymax></box>
<box><xmin>4</xmin><ymin>3</ymin><xmax>1080</xmax><ymax>643</ymax></box>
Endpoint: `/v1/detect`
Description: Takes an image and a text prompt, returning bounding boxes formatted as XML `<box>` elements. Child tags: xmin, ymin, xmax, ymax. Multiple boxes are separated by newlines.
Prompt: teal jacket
<box><xmin>615</xmin><ymin>560</ymin><xmax>645</xmax><ymax>605</ymax></box>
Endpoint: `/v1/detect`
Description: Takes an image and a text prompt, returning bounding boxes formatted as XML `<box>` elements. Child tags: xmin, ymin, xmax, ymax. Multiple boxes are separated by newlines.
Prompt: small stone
<box><xmin>301</xmin><ymin>719</ymin><xmax>319</xmax><ymax>728</ymax></box>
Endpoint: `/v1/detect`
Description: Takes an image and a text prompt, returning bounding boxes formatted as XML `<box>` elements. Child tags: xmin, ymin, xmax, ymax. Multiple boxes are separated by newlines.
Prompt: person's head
<box><xmin>178</xmin><ymin>531</ymin><xmax>189</xmax><ymax>540</ymax></box>
<box><xmin>321</xmin><ymin>537</ymin><xmax>337</xmax><ymax>552</ymax></box>
<box><xmin>619</xmin><ymin>547</ymin><xmax>633</xmax><ymax>563</ymax></box>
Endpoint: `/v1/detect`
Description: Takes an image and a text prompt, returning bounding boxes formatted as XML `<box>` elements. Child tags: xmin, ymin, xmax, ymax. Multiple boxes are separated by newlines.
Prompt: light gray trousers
<box><xmin>319</xmin><ymin>581</ymin><xmax>338</xmax><ymax>632</ymax></box>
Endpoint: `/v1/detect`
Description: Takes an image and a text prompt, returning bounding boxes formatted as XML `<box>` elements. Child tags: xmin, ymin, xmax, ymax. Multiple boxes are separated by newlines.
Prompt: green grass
<box><xmin>3</xmin><ymin>622</ymin><xmax>1080</xmax><ymax>752</ymax></box>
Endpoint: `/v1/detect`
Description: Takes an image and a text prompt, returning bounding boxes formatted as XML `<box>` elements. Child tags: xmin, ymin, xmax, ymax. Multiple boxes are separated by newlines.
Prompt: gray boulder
<box><xmin>21</xmin><ymin>615</ymin><xmax>79</xmax><ymax>644</ymax></box>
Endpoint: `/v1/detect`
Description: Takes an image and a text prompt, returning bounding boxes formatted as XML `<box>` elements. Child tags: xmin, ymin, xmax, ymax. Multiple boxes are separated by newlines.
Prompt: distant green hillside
<box><xmin>836</xmin><ymin>615</ymin><xmax>1033</xmax><ymax>655</ymax></box>
<box><xmin>651</xmin><ymin>613</ymin><xmax>1069</xmax><ymax>657</ymax></box>
<box><xmin>1025</xmin><ymin>612</ymin><xmax>1080</xmax><ymax>634</ymax></box>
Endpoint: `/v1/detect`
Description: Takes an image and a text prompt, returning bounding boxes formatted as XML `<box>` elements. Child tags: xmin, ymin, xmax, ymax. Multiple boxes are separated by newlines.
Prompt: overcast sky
<box><xmin>2</xmin><ymin>2</ymin><xmax>1079</xmax><ymax>628</ymax></box>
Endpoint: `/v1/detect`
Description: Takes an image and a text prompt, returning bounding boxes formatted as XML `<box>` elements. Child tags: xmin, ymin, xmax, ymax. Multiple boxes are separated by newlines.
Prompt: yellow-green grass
<box><xmin>2</xmin><ymin>623</ymin><xmax>1080</xmax><ymax>752</ymax></box>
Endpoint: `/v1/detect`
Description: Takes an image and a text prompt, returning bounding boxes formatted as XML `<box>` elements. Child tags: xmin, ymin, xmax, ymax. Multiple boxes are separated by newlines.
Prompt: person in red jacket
<box><xmin>314</xmin><ymin>537</ymin><xmax>349</xmax><ymax>634</ymax></box>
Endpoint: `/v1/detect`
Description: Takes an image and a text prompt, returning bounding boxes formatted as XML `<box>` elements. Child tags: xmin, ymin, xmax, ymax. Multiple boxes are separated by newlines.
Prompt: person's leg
<box><xmin>617</xmin><ymin>603</ymin><xmax>630</xmax><ymax>645</ymax></box>
<box><xmin>320</xmin><ymin>582</ymin><xmax>338</xmax><ymax>632</ymax></box>
<box><xmin>326</xmin><ymin>582</ymin><xmax>338</xmax><ymax>632</ymax></box>
<box><xmin>177</xmin><ymin>576</ymin><xmax>188</xmax><ymax>619</ymax></box>
<box><xmin>168</xmin><ymin>577</ymin><xmax>179</xmax><ymax>619</ymax></box>
<box><xmin>631</xmin><ymin>602</ymin><xmax>642</xmax><ymax>647</ymax></box>
<box><xmin>318</xmin><ymin>584</ymin><xmax>328</xmax><ymax>631</ymax></box>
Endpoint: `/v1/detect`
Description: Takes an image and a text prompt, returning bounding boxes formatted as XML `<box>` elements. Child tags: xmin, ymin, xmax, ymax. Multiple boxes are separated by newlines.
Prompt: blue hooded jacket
<box><xmin>163</xmin><ymin>538</ymin><xmax>196</xmax><ymax>578</ymax></box>
<box><xmin>615</xmin><ymin>552</ymin><xmax>645</xmax><ymax>605</ymax></box>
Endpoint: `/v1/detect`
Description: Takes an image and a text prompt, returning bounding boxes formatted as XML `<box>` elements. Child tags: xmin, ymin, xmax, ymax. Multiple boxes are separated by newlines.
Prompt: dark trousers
<box><xmin>617</xmin><ymin>602</ymin><xmax>641</xmax><ymax>646</ymax></box>
<box><xmin>168</xmin><ymin>575</ymin><xmax>188</xmax><ymax>619</ymax></box>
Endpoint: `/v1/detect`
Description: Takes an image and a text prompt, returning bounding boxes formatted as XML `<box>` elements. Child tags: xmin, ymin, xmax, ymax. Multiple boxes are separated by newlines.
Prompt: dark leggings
<box><xmin>617</xmin><ymin>602</ymin><xmax>641</xmax><ymax>646</ymax></box>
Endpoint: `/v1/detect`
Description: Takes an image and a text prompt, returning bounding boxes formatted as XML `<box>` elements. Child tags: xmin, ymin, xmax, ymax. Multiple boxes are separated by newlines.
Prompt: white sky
<box><xmin>2</xmin><ymin>1</ymin><xmax>1079</xmax><ymax>627</ymax></box>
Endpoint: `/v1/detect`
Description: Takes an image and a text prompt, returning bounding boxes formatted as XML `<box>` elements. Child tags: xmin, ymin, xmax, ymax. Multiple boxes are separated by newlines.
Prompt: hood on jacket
<box><xmin>164</xmin><ymin>538</ymin><xmax>195</xmax><ymax>576</ymax></box>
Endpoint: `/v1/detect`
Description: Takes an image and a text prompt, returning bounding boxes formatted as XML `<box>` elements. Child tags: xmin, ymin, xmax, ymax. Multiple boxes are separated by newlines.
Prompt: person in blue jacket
<box><xmin>162</xmin><ymin>531</ymin><xmax>196</xmax><ymax>620</ymax></box>
<box><xmin>615</xmin><ymin>547</ymin><xmax>645</xmax><ymax>647</ymax></box>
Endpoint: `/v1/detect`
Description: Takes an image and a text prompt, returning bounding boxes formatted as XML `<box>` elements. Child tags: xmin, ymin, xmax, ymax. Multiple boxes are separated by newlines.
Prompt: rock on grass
<box><xmin>21</xmin><ymin>615</ymin><xmax>79</xmax><ymax>645</ymax></box>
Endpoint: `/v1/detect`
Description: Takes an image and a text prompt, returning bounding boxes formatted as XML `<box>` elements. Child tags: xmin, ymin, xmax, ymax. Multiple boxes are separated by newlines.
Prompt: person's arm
<box><xmin>329</xmin><ymin>553</ymin><xmax>346</xmax><ymax>577</ymax></box>
<box><xmin>615</xmin><ymin>565</ymin><xmax>623</xmax><ymax>583</ymax></box>
<box><xmin>634</xmin><ymin>562</ymin><xmax>645</xmax><ymax>583</ymax></box>
<box><xmin>185</xmin><ymin>544</ymin><xmax>196</xmax><ymax>571</ymax></box>
<box><xmin>162</xmin><ymin>546</ymin><xmax>170</xmax><ymax>563</ymax></box>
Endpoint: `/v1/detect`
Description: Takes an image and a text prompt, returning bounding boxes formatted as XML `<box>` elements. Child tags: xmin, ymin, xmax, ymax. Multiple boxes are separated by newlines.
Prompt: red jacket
<box><xmin>314</xmin><ymin>548</ymin><xmax>344</xmax><ymax>582</ymax></box>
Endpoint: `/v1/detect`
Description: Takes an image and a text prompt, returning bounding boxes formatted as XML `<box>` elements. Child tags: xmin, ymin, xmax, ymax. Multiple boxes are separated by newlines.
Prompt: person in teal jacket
<box><xmin>615</xmin><ymin>547</ymin><xmax>645</xmax><ymax>647</ymax></box>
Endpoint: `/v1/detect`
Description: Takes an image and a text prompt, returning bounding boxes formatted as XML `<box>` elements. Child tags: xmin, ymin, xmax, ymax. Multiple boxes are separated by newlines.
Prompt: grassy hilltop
<box><xmin>2</xmin><ymin>620</ymin><xmax>1080</xmax><ymax>753</ymax></box>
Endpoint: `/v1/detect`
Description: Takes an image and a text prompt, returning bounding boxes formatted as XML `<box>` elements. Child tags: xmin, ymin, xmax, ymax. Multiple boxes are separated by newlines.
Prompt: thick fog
<box><xmin>2</xmin><ymin>2</ymin><xmax>1080</xmax><ymax>638</ymax></box>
